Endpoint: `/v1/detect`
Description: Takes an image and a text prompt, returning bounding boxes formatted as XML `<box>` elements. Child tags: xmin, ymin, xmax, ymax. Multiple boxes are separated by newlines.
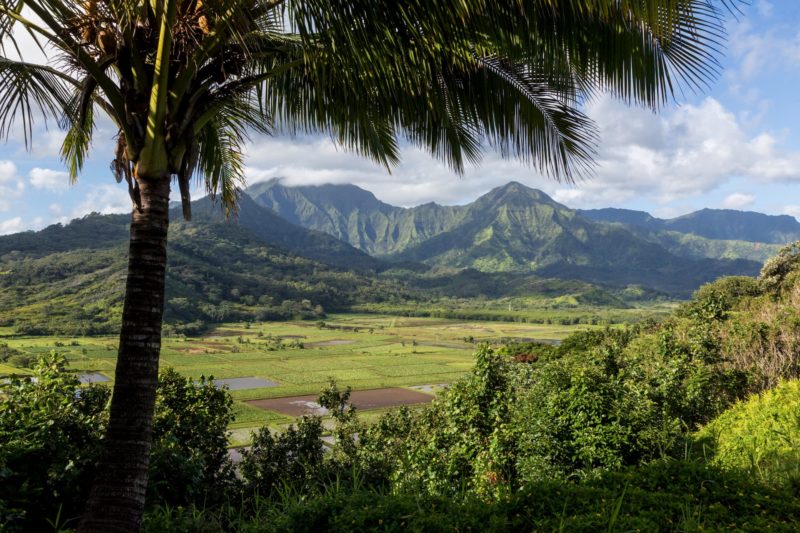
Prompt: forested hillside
<box><xmin>1</xmin><ymin>198</ymin><xmax>630</xmax><ymax>335</ymax></box>
<box><xmin>0</xmin><ymin>207</ymin><xmax>408</xmax><ymax>335</ymax></box>
<box><xmin>4</xmin><ymin>180</ymin><xmax>798</xmax><ymax>334</ymax></box>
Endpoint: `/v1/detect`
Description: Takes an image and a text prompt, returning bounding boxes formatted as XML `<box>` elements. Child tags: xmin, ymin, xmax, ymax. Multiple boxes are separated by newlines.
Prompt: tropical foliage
<box><xmin>0</xmin><ymin>0</ymin><xmax>746</xmax><ymax>528</ymax></box>
<box><xmin>3</xmin><ymin>247</ymin><xmax>800</xmax><ymax>530</ymax></box>
<box><xmin>0</xmin><ymin>360</ymin><xmax>235</xmax><ymax>530</ymax></box>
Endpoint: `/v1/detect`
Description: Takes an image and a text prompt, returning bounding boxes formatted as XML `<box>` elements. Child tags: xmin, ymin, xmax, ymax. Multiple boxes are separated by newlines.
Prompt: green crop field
<box><xmin>0</xmin><ymin>313</ymin><xmax>620</xmax><ymax>438</ymax></box>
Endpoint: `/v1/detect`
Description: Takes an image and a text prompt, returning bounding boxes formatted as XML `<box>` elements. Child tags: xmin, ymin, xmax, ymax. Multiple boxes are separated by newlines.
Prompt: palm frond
<box><xmin>195</xmin><ymin>105</ymin><xmax>252</xmax><ymax>216</ymax></box>
<box><xmin>60</xmin><ymin>80</ymin><xmax>97</xmax><ymax>183</ymax></box>
<box><xmin>465</xmin><ymin>55</ymin><xmax>597</xmax><ymax>181</ymax></box>
<box><xmin>0</xmin><ymin>57</ymin><xmax>73</xmax><ymax>147</ymax></box>
<box><xmin>0</xmin><ymin>0</ymin><xmax>740</xmax><ymax>214</ymax></box>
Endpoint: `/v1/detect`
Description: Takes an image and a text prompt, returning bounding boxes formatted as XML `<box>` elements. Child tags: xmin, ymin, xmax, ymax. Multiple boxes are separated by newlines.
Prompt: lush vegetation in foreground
<box><xmin>2</xmin><ymin>243</ymin><xmax>800</xmax><ymax>531</ymax></box>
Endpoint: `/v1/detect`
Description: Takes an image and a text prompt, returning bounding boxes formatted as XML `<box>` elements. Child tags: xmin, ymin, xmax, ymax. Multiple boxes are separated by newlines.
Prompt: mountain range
<box><xmin>580</xmin><ymin>207</ymin><xmax>800</xmax><ymax>244</ymax></box>
<box><xmin>0</xmin><ymin>197</ymin><xmax>404</xmax><ymax>335</ymax></box>
<box><xmin>2</xmin><ymin>179</ymin><xmax>797</xmax><ymax>334</ymax></box>
<box><xmin>246</xmin><ymin>180</ymin><xmax>789</xmax><ymax>293</ymax></box>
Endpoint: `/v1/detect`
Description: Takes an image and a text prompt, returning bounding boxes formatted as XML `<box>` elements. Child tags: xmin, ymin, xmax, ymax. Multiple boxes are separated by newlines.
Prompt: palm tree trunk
<box><xmin>79</xmin><ymin>175</ymin><xmax>171</xmax><ymax>532</ymax></box>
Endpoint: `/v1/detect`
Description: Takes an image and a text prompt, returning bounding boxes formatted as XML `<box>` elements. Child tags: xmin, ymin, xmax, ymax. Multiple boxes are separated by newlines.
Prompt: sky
<box><xmin>3</xmin><ymin>0</ymin><xmax>800</xmax><ymax>235</ymax></box>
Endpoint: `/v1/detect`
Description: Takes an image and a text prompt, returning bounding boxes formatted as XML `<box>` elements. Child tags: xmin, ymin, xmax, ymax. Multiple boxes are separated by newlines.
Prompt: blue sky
<box><xmin>3</xmin><ymin>0</ymin><xmax>800</xmax><ymax>234</ymax></box>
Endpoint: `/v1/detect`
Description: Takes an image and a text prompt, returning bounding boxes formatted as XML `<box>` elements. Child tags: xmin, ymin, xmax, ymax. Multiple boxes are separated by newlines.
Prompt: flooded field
<box><xmin>246</xmin><ymin>387</ymin><xmax>435</xmax><ymax>416</ymax></box>
<box><xmin>212</xmin><ymin>377</ymin><xmax>280</xmax><ymax>390</ymax></box>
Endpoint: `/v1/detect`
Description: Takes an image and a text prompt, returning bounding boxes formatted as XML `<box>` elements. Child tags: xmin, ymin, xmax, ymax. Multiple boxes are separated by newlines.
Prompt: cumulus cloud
<box><xmin>0</xmin><ymin>160</ymin><xmax>17</xmax><ymax>182</ymax></box>
<box><xmin>569</xmin><ymin>97</ymin><xmax>800</xmax><ymax>206</ymax></box>
<box><xmin>71</xmin><ymin>184</ymin><xmax>131</xmax><ymax>218</ymax></box>
<box><xmin>30</xmin><ymin>167</ymin><xmax>70</xmax><ymax>191</ymax></box>
<box><xmin>0</xmin><ymin>217</ymin><xmax>24</xmax><ymax>235</ymax></box>
<box><xmin>242</xmin><ymin>96</ymin><xmax>800</xmax><ymax>210</ymax></box>
<box><xmin>782</xmin><ymin>205</ymin><xmax>800</xmax><ymax>221</ymax></box>
<box><xmin>722</xmin><ymin>192</ymin><xmax>756</xmax><ymax>210</ymax></box>
<box><xmin>0</xmin><ymin>161</ymin><xmax>24</xmax><ymax>212</ymax></box>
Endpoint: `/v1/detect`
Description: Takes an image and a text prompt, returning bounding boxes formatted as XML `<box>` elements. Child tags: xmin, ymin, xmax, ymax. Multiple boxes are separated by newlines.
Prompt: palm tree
<box><xmin>0</xmin><ymin>0</ymin><xmax>736</xmax><ymax>530</ymax></box>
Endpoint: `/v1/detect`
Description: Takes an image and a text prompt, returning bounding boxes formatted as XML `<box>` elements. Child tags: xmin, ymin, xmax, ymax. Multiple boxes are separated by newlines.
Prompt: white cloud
<box><xmin>243</xmin><ymin>96</ymin><xmax>800</xmax><ymax>210</ymax></box>
<box><xmin>722</xmin><ymin>192</ymin><xmax>756</xmax><ymax>209</ymax></box>
<box><xmin>0</xmin><ymin>161</ymin><xmax>24</xmax><ymax>212</ymax></box>
<box><xmin>0</xmin><ymin>217</ymin><xmax>24</xmax><ymax>235</ymax></box>
<box><xmin>782</xmin><ymin>205</ymin><xmax>800</xmax><ymax>221</ymax></box>
<box><xmin>0</xmin><ymin>161</ymin><xmax>17</xmax><ymax>182</ymax></box>
<box><xmin>30</xmin><ymin>167</ymin><xmax>70</xmax><ymax>192</ymax></box>
<box><xmin>726</xmin><ymin>21</ymin><xmax>800</xmax><ymax>82</ymax></box>
<box><xmin>48</xmin><ymin>203</ymin><xmax>62</xmax><ymax>216</ymax></box>
<box><xmin>71</xmin><ymin>184</ymin><xmax>131</xmax><ymax>218</ymax></box>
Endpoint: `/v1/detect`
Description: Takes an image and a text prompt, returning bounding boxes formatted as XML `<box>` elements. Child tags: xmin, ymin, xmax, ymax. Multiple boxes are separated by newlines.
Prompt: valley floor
<box><xmin>0</xmin><ymin>313</ymin><xmax>621</xmax><ymax>442</ymax></box>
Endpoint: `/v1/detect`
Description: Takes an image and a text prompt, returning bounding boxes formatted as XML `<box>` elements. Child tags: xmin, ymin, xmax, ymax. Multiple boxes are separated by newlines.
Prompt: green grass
<box><xmin>230</xmin><ymin>402</ymin><xmax>293</xmax><ymax>429</ymax></box>
<box><xmin>350</xmin><ymin>299</ymin><xmax>675</xmax><ymax>325</ymax></box>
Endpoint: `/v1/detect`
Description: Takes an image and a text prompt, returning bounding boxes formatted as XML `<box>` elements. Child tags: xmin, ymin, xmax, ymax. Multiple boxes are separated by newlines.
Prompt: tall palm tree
<box><xmin>0</xmin><ymin>0</ymin><xmax>736</xmax><ymax>530</ymax></box>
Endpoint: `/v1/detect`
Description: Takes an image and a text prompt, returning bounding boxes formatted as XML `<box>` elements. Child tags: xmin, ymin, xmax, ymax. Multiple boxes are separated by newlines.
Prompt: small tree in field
<box><xmin>0</xmin><ymin>0</ymin><xmax>736</xmax><ymax>530</ymax></box>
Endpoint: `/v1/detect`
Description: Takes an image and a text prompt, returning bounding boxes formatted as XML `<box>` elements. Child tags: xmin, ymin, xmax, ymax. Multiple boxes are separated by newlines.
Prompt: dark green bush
<box><xmin>143</xmin><ymin>460</ymin><xmax>800</xmax><ymax>532</ymax></box>
<box><xmin>0</xmin><ymin>357</ymin><xmax>236</xmax><ymax>530</ymax></box>
<box><xmin>148</xmin><ymin>369</ymin><xmax>236</xmax><ymax>507</ymax></box>
<box><xmin>0</xmin><ymin>353</ymin><xmax>109</xmax><ymax>530</ymax></box>
<box><xmin>240</xmin><ymin>416</ymin><xmax>326</xmax><ymax>498</ymax></box>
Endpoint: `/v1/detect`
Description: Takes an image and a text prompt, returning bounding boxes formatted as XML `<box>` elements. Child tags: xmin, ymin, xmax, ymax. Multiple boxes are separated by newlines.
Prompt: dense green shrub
<box><xmin>679</xmin><ymin>275</ymin><xmax>761</xmax><ymax>321</ymax></box>
<box><xmin>694</xmin><ymin>379</ymin><xmax>800</xmax><ymax>488</ymax></box>
<box><xmin>142</xmin><ymin>460</ymin><xmax>800</xmax><ymax>532</ymax></box>
<box><xmin>361</xmin><ymin>325</ymin><xmax>753</xmax><ymax>497</ymax></box>
<box><xmin>0</xmin><ymin>354</ymin><xmax>109</xmax><ymax>530</ymax></box>
<box><xmin>0</xmin><ymin>357</ymin><xmax>235</xmax><ymax>530</ymax></box>
<box><xmin>149</xmin><ymin>369</ymin><xmax>236</xmax><ymax>507</ymax></box>
<box><xmin>759</xmin><ymin>241</ymin><xmax>800</xmax><ymax>294</ymax></box>
<box><xmin>239</xmin><ymin>417</ymin><xmax>326</xmax><ymax>498</ymax></box>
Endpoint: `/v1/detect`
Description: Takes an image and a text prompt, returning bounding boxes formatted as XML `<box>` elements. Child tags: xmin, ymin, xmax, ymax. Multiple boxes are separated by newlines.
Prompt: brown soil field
<box><xmin>246</xmin><ymin>387</ymin><xmax>434</xmax><ymax>417</ymax></box>
<box><xmin>306</xmin><ymin>339</ymin><xmax>356</xmax><ymax>348</ymax></box>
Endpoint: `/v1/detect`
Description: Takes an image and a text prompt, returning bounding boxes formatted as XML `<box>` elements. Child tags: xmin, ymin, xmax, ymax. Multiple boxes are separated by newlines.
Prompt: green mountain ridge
<box><xmin>1</xmin><ymin>195</ymin><xmax>629</xmax><ymax>335</ymax></box>
<box><xmin>580</xmin><ymin>207</ymin><xmax>800</xmax><ymax>244</ymax></box>
<box><xmin>0</xmin><ymin>199</ymin><xmax>403</xmax><ymax>335</ymax></box>
<box><xmin>191</xmin><ymin>194</ymin><xmax>385</xmax><ymax>272</ymax></box>
<box><xmin>246</xmin><ymin>180</ymin><xmax>765</xmax><ymax>295</ymax></box>
<box><xmin>247</xmin><ymin>179</ymin><xmax>468</xmax><ymax>255</ymax></box>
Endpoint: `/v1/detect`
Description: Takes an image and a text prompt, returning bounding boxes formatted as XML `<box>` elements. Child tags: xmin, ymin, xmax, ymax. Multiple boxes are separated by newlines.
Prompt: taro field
<box><xmin>0</xmin><ymin>314</ymin><xmax>603</xmax><ymax>440</ymax></box>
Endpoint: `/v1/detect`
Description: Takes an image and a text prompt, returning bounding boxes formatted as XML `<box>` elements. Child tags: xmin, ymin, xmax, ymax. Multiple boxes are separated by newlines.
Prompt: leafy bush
<box><xmin>694</xmin><ymin>379</ymin><xmax>800</xmax><ymax>488</ymax></box>
<box><xmin>240</xmin><ymin>417</ymin><xmax>326</xmax><ymax>498</ymax></box>
<box><xmin>0</xmin><ymin>357</ymin><xmax>235</xmax><ymax>530</ymax></box>
<box><xmin>149</xmin><ymin>369</ymin><xmax>236</xmax><ymax>507</ymax></box>
<box><xmin>0</xmin><ymin>353</ymin><xmax>109</xmax><ymax>530</ymax></box>
<box><xmin>680</xmin><ymin>275</ymin><xmax>761</xmax><ymax>321</ymax></box>
<box><xmin>143</xmin><ymin>460</ymin><xmax>800</xmax><ymax>532</ymax></box>
<box><xmin>759</xmin><ymin>240</ymin><xmax>800</xmax><ymax>294</ymax></box>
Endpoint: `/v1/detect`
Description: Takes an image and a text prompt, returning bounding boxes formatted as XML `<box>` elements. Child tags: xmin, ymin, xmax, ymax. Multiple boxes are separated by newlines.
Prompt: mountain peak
<box><xmin>245</xmin><ymin>179</ymin><xmax>388</xmax><ymax>212</ymax></box>
<box><xmin>477</xmin><ymin>181</ymin><xmax>558</xmax><ymax>206</ymax></box>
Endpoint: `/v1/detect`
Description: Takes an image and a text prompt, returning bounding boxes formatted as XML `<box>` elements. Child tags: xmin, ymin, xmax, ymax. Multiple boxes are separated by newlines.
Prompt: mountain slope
<box><xmin>247</xmin><ymin>179</ymin><xmax>468</xmax><ymax>255</ymax></box>
<box><xmin>247</xmin><ymin>181</ymin><xmax>763</xmax><ymax>295</ymax></box>
<box><xmin>581</xmin><ymin>207</ymin><xmax>800</xmax><ymax>244</ymax></box>
<box><xmin>191</xmin><ymin>194</ymin><xmax>385</xmax><ymax>271</ymax></box>
<box><xmin>391</xmin><ymin>184</ymin><xmax>760</xmax><ymax>294</ymax></box>
<box><xmin>0</xmin><ymin>201</ymin><xmax>402</xmax><ymax>335</ymax></box>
